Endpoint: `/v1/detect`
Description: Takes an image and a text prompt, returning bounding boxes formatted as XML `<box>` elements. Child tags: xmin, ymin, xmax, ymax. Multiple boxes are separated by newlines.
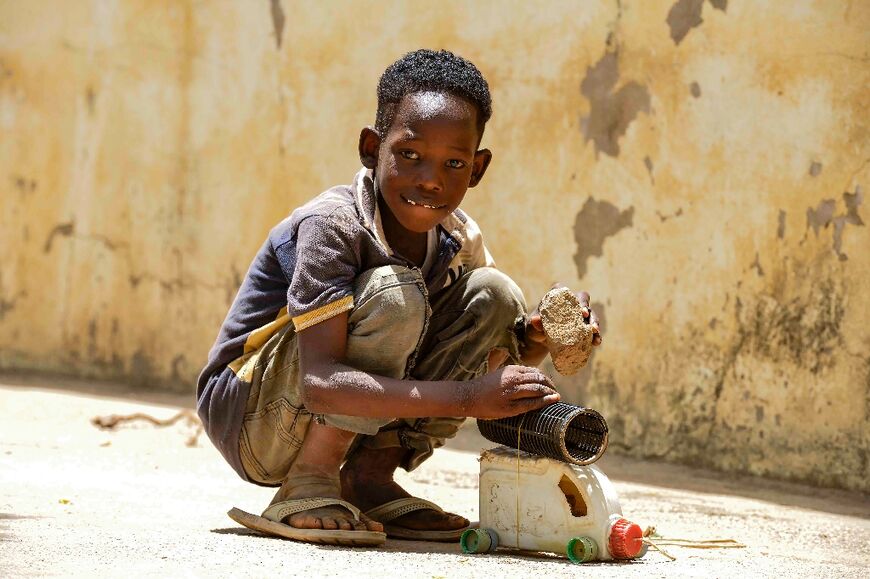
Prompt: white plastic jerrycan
<box><xmin>461</xmin><ymin>446</ymin><xmax>644</xmax><ymax>563</ymax></box>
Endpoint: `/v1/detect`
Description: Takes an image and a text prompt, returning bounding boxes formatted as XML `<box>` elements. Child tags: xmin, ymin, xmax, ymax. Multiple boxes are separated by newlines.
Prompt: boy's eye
<box><xmin>446</xmin><ymin>159</ymin><xmax>466</xmax><ymax>169</ymax></box>
<box><xmin>400</xmin><ymin>150</ymin><xmax>420</xmax><ymax>160</ymax></box>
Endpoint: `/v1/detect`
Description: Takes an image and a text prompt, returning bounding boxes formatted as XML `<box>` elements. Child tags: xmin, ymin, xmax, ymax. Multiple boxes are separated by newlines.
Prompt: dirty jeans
<box><xmin>238</xmin><ymin>265</ymin><xmax>526</xmax><ymax>486</ymax></box>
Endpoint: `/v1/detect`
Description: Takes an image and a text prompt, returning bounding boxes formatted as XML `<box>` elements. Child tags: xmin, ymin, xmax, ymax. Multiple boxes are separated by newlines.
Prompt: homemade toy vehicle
<box><xmin>461</xmin><ymin>403</ymin><xmax>645</xmax><ymax>564</ymax></box>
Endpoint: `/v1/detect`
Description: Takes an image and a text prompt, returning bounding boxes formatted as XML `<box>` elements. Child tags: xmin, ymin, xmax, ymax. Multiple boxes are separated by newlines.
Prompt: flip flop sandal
<box><xmin>365</xmin><ymin>497</ymin><xmax>469</xmax><ymax>542</ymax></box>
<box><xmin>228</xmin><ymin>497</ymin><xmax>386</xmax><ymax>547</ymax></box>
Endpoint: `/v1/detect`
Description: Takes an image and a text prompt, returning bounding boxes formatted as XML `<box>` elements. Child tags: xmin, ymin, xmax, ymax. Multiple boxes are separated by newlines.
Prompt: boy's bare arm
<box><xmin>298</xmin><ymin>312</ymin><xmax>560</xmax><ymax>420</ymax></box>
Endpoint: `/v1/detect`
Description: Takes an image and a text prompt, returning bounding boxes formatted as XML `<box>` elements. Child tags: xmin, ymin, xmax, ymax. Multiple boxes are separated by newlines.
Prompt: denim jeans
<box><xmin>238</xmin><ymin>265</ymin><xmax>526</xmax><ymax>485</ymax></box>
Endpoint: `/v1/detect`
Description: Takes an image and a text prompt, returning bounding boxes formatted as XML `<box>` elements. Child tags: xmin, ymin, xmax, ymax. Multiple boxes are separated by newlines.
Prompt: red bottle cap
<box><xmin>608</xmin><ymin>518</ymin><xmax>643</xmax><ymax>559</ymax></box>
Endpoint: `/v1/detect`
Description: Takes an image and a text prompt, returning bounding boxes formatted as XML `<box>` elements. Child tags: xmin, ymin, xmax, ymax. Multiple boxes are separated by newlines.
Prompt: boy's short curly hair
<box><xmin>375</xmin><ymin>49</ymin><xmax>492</xmax><ymax>139</ymax></box>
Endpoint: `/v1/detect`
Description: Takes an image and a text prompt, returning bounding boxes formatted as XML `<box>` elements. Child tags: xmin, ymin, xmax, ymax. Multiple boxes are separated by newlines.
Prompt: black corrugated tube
<box><xmin>477</xmin><ymin>402</ymin><xmax>609</xmax><ymax>465</ymax></box>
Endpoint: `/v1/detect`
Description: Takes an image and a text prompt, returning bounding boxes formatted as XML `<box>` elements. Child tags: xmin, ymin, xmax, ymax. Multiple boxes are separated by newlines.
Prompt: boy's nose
<box><xmin>416</xmin><ymin>165</ymin><xmax>443</xmax><ymax>193</ymax></box>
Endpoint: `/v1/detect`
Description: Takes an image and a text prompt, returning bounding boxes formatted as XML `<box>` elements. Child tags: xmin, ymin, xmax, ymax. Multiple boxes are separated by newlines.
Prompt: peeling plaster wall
<box><xmin>1</xmin><ymin>1</ymin><xmax>867</xmax><ymax>491</ymax></box>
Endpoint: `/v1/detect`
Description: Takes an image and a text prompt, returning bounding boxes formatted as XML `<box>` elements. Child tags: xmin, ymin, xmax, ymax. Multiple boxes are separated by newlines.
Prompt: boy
<box><xmin>197</xmin><ymin>49</ymin><xmax>601</xmax><ymax>546</ymax></box>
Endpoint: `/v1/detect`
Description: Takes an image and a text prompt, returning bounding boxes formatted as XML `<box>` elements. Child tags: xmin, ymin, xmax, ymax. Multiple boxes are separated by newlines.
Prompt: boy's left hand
<box><xmin>525</xmin><ymin>286</ymin><xmax>603</xmax><ymax>350</ymax></box>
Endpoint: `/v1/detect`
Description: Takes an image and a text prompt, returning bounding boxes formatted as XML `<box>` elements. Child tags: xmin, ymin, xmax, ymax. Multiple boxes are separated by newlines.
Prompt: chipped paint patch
<box><xmin>667</xmin><ymin>0</ymin><xmax>704</xmax><ymax>45</ymax></box>
<box><xmin>806</xmin><ymin>187</ymin><xmax>864</xmax><ymax>260</ymax></box>
<box><xmin>580</xmin><ymin>51</ymin><xmax>650</xmax><ymax>158</ymax></box>
<box><xmin>573</xmin><ymin>198</ymin><xmax>634</xmax><ymax>279</ymax></box>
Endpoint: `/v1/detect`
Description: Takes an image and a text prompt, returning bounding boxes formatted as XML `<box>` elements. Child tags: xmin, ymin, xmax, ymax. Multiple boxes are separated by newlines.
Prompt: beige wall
<box><xmin>1</xmin><ymin>1</ymin><xmax>867</xmax><ymax>492</ymax></box>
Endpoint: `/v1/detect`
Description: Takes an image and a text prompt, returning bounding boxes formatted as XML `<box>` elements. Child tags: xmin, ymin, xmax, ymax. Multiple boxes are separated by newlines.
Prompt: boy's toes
<box><xmin>361</xmin><ymin>514</ymin><xmax>384</xmax><ymax>533</ymax></box>
<box><xmin>289</xmin><ymin>513</ymin><xmax>319</xmax><ymax>529</ymax></box>
<box><xmin>321</xmin><ymin>517</ymin><xmax>339</xmax><ymax>530</ymax></box>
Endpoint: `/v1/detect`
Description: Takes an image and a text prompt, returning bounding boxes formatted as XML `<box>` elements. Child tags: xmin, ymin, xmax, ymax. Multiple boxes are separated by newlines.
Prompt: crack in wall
<box><xmin>644</xmin><ymin>156</ymin><xmax>655</xmax><ymax>184</ymax></box>
<box><xmin>40</xmin><ymin>221</ymin><xmax>234</xmax><ymax>299</ymax></box>
<box><xmin>269</xmin><ymin>0</ymin><xmax>285</xmax><ymax>50</ymax></box>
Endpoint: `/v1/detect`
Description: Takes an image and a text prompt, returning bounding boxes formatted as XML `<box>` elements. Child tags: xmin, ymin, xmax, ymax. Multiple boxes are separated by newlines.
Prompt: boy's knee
<box><xmin>465</xmin><ymin>267</ymin><xmax>526</xmax><ymax>327</ymax></box>
<box><xmin>346</xmin><ymin>265</ymin><xmax>428</xmax><ymax>378</ymax></box>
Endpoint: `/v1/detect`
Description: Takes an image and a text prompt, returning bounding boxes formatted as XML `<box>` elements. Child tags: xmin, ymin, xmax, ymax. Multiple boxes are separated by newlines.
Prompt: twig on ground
<box><xmin>91</xmin><ymin>409</ymin><xmax>203</xmax><ymax>447</ymax></box>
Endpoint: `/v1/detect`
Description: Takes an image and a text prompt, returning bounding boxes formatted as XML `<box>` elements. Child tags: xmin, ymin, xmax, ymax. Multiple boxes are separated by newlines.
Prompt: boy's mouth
<box><xmin>401</xmin><ymin>195</ymin><xmax>446</xmax><ymax>210</ymax></box>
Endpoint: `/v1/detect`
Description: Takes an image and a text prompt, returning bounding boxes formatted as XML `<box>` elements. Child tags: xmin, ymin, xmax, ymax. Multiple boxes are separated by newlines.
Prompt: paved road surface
<box><xmin>1</xmin><ymin>376</ymin><xmax>867</xmax><ymax>578</ymax></box>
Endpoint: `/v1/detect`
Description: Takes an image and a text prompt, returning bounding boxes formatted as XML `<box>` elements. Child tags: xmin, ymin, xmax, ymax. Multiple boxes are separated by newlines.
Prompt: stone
<box><xmin>539</xmin><ymin>287</ymin><xmax>594</xmax><ymax>375</ymax></box>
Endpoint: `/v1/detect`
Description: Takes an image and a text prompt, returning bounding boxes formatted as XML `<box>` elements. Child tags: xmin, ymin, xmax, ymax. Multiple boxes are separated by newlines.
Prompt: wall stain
<box><xmin>667</xmin><ymin>0</ymin><xmax>704</xmax><ymax>45</ymax></box>
<box><xmin>689</xmin><ymin>81</ymin><xmax>701</xmax><ymax>98</ymax></box>
<box><xmin>644</xmin><ymin>156</ymin><xmax>655</xmax><ymax>184</ymax></box>
<box><xmin>43</xmin><ymin>221</ymin><xmax>124</xmax><ymax>253</ymax></box>
<box><xmin>170</xmin><ymin>353</ymin><xmax>188</xmax><ymax>381</ymax></box>
<box><xmin>0</xmin><ymin>271</ymin><xmax>24</xmax><ymax>322</ymax></box>
<box><xmin>809</xmin><ymin>161</ymin><xmax>822</xmax><ymax>177</ymax></box>
<box><xmin>709</xmin><ymin>0</ymin><xmax>727</xmax><ymax>12</ymax></box>
<box><xmin>580</xmin><ymin>50</ymin><xmax>650</xmax><ymax>157</ymax></box>
<box><xmin>842</xmin><ymin>185</ymin><xmax>865</xmax><ymax>225</ymax></box>
<box><xmin>806</xmin><ymin>187</ymin><xmax>864</xmax><ymax>260</ymax></box>
<box><xmin>573</xmin><ymin>198</ymin><xmax>634</xmax><ymax>279</ymax></box>
<box><xmin>43</xmin><ymin>222</ymin><xmax>75</xmax><ymax>252</ymax></box>
<box><xmin>656</xmin><ymin>208</ymin><xmax>683</xmax><ymax>222</ymax></box>
<box><xmin>750</xmin><ymin>252</ymin><xmax>765</xmax><ymax>276</ymax></box>
<box><xmin>269</xmin><ymin>0</ymin><xmax>285</xmax><ymax>50</ymax></box>
<box><xmin>130</xmin><ymin>350</ymin><xmax>155</xmax><ymax>386</ymax></box>
<box><xmin>777</xmin><ymin>210</ymin><xmax>786</xmax><ymax>239</ymax></box>
<box><xmin>12</xmin><ymin>175</ymin><xmax>37</xmax><ymax>195</ymax></box>
<box><xmin>741</xmin><ymin>279</ymin><xmax>845</xmax><ymax>374</ymax></box>
<box><xmin>0</xmin><ymin>296</ymin><xmax>17</xmax><ymax>320</ymax></box>
<box><xmin>806</xmin><ymin>199</ymin><xmax>836</xmax><ymax>236</ymax></box>
<box><xmin>86</xmin><ymin>86</ymin><xmax>96</xmax><ymax>115</ymax></box>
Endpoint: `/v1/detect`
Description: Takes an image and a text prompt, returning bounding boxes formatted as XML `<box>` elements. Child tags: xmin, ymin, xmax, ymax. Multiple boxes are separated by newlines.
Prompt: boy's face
<box><xmin>360</xmin><ymin>91</ymin><xmax>492</xmax><ymax>234</ymax></box>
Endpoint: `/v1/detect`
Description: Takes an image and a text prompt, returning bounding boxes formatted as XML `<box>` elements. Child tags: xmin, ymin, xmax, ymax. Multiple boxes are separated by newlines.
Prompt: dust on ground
<box><xmin>0</xmin><ymin>375</ymin><xmax>867</xmax><ymax>578</ymax></box>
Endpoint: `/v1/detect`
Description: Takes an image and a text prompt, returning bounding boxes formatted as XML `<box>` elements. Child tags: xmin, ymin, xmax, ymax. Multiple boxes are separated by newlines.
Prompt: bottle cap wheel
<box><xmin>609</xmin><ymin>518</ymin><xmax>643</xmax><ymax>559</ymax></box>
<box><xmin>567</xmin><ymin>535</ymin><xmax>599</xmax><ymax>563</ymax></box>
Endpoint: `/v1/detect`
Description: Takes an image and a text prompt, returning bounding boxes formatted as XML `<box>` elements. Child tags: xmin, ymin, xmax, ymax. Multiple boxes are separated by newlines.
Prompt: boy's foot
<box><xmin>340</xmin><ymin>446</ymin><xmax>469</xmax><ymax>533</ymax></box>
<box><xmin>269</xmin><ymin>467</ymin><xmax>383</xmax><ymax>532</ymax></box>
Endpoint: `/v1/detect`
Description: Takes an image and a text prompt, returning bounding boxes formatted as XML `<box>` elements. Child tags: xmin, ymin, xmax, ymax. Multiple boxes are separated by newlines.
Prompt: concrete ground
<box><xmin>0</xmin><ymin>376</ymin><xmax>867</xmax><ymax>578</ymax></box>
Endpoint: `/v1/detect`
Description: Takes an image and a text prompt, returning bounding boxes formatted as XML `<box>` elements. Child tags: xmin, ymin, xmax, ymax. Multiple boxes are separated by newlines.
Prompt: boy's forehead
<box><xmin>392</xmin><ymin>91</ymin><xmax>478</xmax><ymax>131</ymax></box>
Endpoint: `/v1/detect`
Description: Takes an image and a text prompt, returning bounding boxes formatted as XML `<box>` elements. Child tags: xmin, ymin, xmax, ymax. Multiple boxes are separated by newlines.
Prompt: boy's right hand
<box><xmin>465</xmin><ymin>365</ymin><xmax>560</xmax><ymax>419</ymax></box>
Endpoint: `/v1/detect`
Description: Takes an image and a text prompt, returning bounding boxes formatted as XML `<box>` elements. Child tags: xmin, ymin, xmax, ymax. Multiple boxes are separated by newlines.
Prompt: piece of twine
<box><xmin>642</xmin><ymin>526</ymin><xmax>746</xmax><ymax>561</ymax></box>
<box><xmin>515</xmin><ymin>413</ymin><xmax>527</xmax><ymax>549</ymax></box>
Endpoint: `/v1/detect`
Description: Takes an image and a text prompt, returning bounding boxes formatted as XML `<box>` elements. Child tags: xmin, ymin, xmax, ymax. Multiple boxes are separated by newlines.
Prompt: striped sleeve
<box><xmin>276</xmin><ymin>213</ymin><xmax>360</xmax><ymax>331</ymax></box>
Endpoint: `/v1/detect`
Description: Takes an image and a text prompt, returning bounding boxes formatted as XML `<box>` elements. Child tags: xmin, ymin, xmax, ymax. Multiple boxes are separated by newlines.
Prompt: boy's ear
<box><xmin>468</xmin><ymin>148</ymin><xmax>492</xmax><ymax>188</ymax></box>
<box><xmin>359</xmin><ymin>127</ymin><xmax>381</xmax><ymax>169</ymax></box>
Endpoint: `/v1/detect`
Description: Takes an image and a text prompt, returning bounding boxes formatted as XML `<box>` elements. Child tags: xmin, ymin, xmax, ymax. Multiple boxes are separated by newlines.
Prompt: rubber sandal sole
<box><xmin>228</xmin><ymin>507</ymin><xmax>386</xmax><ymax>547</ymax></box>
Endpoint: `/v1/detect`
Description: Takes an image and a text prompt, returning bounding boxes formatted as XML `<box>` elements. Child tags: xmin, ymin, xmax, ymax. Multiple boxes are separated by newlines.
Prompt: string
<box><xmin>642</xmin><ymin>526</ymin><xmax>745</xmax><ymax>561</ymax></box>
<box><xmin>515</xmin><ymin>413</ymin><xmax>526</xmax><ymax>549</ymax></box>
